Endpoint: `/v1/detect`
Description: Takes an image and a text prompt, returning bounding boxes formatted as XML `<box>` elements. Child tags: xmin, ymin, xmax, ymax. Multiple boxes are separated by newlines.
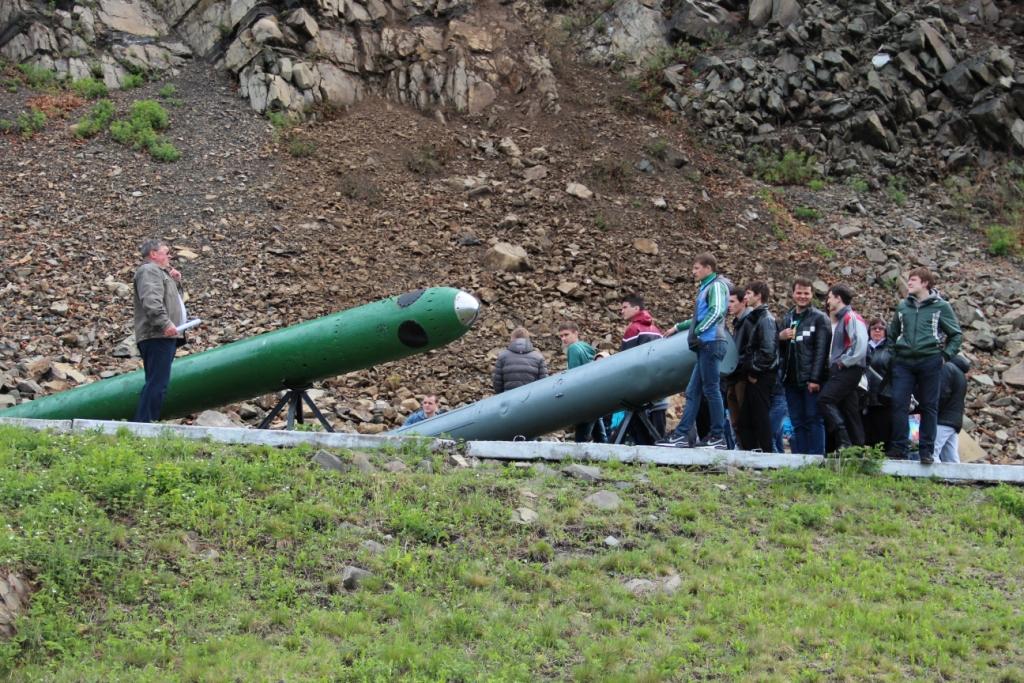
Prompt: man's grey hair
<box><xmin>140</xmin><ymin>239</ymin><xmax>166</xmax><ymax>259</ymax></box>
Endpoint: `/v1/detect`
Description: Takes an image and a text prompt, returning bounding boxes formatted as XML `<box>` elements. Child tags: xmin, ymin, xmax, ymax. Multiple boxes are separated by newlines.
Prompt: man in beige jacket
<box><xmin>132</xmin><ymin>238</ymin><xmax>186</xmax><ymax>422</ymax></box>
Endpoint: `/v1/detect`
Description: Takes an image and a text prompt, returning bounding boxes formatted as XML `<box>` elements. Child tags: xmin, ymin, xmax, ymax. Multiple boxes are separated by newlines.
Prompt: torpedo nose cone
<box><xmin>454</xmin><ymin>291</ymin><xmax>480</xmax><ymax>327</ymax></box>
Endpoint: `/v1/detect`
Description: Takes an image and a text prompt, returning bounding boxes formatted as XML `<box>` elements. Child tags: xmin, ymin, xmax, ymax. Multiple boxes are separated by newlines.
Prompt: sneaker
<box><xmin>656</xmin><ymin>434</ymin><xmax>695</xmax><ymax>448</ymax></box>
<box><xmin>919</xmin><ymin>454</ymin><xmax>935</xmax><ymax>465</ymax></box>
<box><xmin>702</xmin><ymin>436</ymin><xmax>728</xmax><ymax>450</ymax></box>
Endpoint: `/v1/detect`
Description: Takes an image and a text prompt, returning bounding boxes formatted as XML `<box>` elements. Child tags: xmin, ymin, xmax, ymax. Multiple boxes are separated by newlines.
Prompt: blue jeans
<box><xmin>769</xmin><ymin>390</ymin><xmax>788</xmax><ymax>453</ymax></box>
<box><xmin>671</xmin><ymin>340</ymin><xmax>726</xmax><ymax>441</ymax></box>
<box><xmin>134</xmin><ymin>338</ymin><xmax>177</xmax><ymax>423</ymax></box>
<box><xmin>890</xmin><ymin>355</ymin><xmax>944</xmax><ymax>459</ymax></box>
<box><xmin>785</xmin><ymin>385</ymin><xmax>825</xmax><ymax>455</ymax></box>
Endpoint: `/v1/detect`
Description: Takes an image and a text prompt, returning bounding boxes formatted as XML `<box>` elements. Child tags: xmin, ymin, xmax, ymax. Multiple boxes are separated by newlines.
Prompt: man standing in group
<box><xmin>659</xmin><ymin>253</ymin><xmax>730</xmax><ymax>449</ymax></box>
<box><xmin>888</xmin><ymin>268</ymin><xmax>963</xmax><ymax>464</ymax></box>
<box><xmin>818</xmin><ymin>283</ymin><xmax>868</xmax><ymax>451</ymax></box>
<box><xmin>492</xmin><ymin>327</ymin><xmax>548</xmax><ymax>394</ymax></box>
<box><xmin>618</xmin><ymin>294</ymin><xmax>667</xmax><ymax>443</ymax></box>
<box><xmin>133</xmin><ymin>238</ymin><xmax>186</xmax><ymax>423</ymax></box>
<box><xmin>558</xmin><ymin>322</ymin><xmax>606</xmax><ymax>443</ymax></box>
<box><xmin>778</xmin><ymin>277</ymin><xmax>831</xmax><ymax>455</ymax></box>
<box><xmin>724</xmin><ymin>287</ymin><xmax>751</xmax><ymax>447</ymax></box>
<box><xmin>404</xmin><ymin>393</ymin><xmax>443</xmax><ymax>426</ymax></box>
<box><xmin>736</xmin><ymin>282</ymin><xmax>779</xmax><ymax>452</ymax></box>
<box><xmin>935</xmin><ymin>355</ymin><xmax>970</xmax><ymax>463</ymax></box>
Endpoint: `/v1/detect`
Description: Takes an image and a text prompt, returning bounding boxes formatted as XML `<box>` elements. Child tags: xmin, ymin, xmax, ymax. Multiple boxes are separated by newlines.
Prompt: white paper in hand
<box><xmin>177</xmin><ymin>318</ymin><xmax>202</xmax><ymax>333</ymax></box>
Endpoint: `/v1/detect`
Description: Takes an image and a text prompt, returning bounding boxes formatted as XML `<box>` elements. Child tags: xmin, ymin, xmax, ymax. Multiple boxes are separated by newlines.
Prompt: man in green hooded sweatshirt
<box><xmin>558</xmin><ymin>322</ymin><xmax>606</xmax><ymax>443</ymax></box>
<box><xmin>887</xmin><ymin>267</ymin><xmax>963</xmax><ymax>464</ymax></box>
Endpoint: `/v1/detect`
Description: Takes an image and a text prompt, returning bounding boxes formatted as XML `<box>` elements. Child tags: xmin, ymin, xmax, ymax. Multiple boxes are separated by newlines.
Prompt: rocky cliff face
<box><xmin>0</xmin><ymin>0</ymin><xmax>560</xmax><ymax>118</ymax></box>
<box><xmin>582</xmin><ymin>0</ymin><xmax>1022</xmax><ymax>177</ymax></box>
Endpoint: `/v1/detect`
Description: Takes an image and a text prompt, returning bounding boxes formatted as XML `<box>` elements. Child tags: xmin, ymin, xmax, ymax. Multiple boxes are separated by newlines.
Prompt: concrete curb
<box><xmin>2</xmin><ymin>417</ymin><xmax>1021</xmax><ymax>484</ymax></box>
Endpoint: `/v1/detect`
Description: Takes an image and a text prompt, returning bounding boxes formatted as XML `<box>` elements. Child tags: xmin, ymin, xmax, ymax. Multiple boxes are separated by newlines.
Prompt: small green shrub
<box><xmin>157</xmin><ymin>84</ymin><xmax>177</xmax><ymax>98</ymax></box>
<box><xmin>404</xmin><ymin>144</ymin><xmax>446</xmax><ymax>175</ymax></box>
<box><xmin>644</xmin><ymin>137</ymin><xmax>668</xmax><ymax>161</ymax></box>
<box><xmin>16</xmin><ymin>107</ymin><xmax>46</xmax><ymax>138</ymax></box>
<box><xmin>267</xmin><ymin>111</ymin><xmax>292</xmax><ymax>129</ymax></box>
<box><xmin>991</xmin><ymin>486</ymin><xmax>1024</xmax><ymax>521</ymax></box>
<box><xmin>74</xmin><ymin>98</ymin><xmax>115</xmax><ymax>138</ymax></box>
<box><xmin>848</xmin><ymin>176</ymin><xmax>869</xmax><ymax>193</ymax></box>
<box><xmin>109</xmin><ymin>100</ymin><xmax>178</xmax><ymax>161</ymax></box>
<box><xmin>287</xmin><ymin>137</ymin><xmax>315</xmax><ymax>158</ymax></box>
<box><xmin>18</xmin><ymin>63</ymin><xmax>55</xmax><ymax>88</ymax></box>
<box><xmin>793</xmin><ymin>206</ymin><xmax>821</xmax><ymax>221</ymax></box>
<box><xmin>825</xmin><ymin>444</ymin><xmax>886</xmax><ymax>475</ymax></box>
<box><xmin>149</xmin><ymin>140</ymin><xmax>181</xmax><ymax>162</ymax></box>
<box><xmin>886</xmin><ymin>176</ymin><xmax>907</xmax><ymax>206</ymax></box>
<box><xmin>0</xmin><ymin>118</ymin><xmax>14</xmax><ymax>133</ymax></box>
<box><xmin>4</xmin><ymin>77</ymin><xmax>18</xmax><ymax>93</ymax></box>
<box><xmin>985</xmin><ymin>225</ymin><xmax>1021</xmax><ymax>256</ymax></box>
<box><xmin>816</xmin><ymin>245</ymin><xmax>837</xmax><ymax>260</ymax></box>
<box><xmin>122</xmin><ymin>73</ymin><xmax>144</xmax><ymax>89</ymax></box>
<box><xmin>756</xmin><ymin>150</ymin><xmax>819</xmax><ymax>186</ymax></box>
<box><xmin>70</xmin><ymin>77</ymin><xmax>108</xmax><ymax>99</ymax></box>
<box><xmin>808</xmin><ymin>178</ymin><xmax>826</xmax><ymax>191</ymax></box>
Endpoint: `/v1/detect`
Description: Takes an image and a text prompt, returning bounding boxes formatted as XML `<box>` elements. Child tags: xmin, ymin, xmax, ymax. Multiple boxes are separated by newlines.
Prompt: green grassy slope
<box><xmin>1</xmin><ymin>426</ymin><xmax>1023</xmax><ymax>681</ymax></box>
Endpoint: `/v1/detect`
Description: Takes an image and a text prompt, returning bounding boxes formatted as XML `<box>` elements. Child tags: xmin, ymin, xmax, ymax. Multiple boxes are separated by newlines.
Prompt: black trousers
<box><xmin>862</xmin><ymin>403</ymin><xmax>892</xmax><ymax>451</ymax></box>
<box><xmin>626</xmin><ymin>408</ymin><xmax>666</xmax><ymax>445</ymax></box>
<box><xmin>574</xmin><ymin>419</ymin><xmax>607</xmax><ymax>443</ymax></box>
<box><xmin>737</xmin><ymin>372</ymin><xmax>775</xmax><ymax>452</ymax></box>
<box><xmin>819</xmin><ymin>365</ymin><xmax>865</xmax><ymax>447</ymax></box>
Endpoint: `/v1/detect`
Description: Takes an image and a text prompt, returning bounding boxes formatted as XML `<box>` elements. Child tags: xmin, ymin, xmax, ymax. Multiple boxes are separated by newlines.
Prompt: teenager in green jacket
<box><xmin>558</xmin><ymin>322</ymin><xmax>606</xmax><ymax>443</ymax></box>
<box><xmin>887</xmin><ymin>267</ymin><xmax>963</xmax><ymax>463</ymax></box>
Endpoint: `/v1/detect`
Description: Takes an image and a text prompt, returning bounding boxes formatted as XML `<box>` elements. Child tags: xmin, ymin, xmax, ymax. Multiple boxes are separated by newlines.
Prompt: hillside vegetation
<box><xmin>2</xmin><ymin>426</ymin><xmax>1023</xmax><ymax>680</ymax></box>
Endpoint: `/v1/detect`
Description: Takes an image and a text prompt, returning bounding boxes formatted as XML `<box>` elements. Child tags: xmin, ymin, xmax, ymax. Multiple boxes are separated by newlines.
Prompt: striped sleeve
<box><xmin>695</xmin><ymin>279</ymin><xmax>728</xmax><ymax>335</ymax></box>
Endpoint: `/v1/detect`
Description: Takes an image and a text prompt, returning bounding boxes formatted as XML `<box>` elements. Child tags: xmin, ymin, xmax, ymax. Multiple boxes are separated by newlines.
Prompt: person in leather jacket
<box><xmin>736</xmin><ymin>282</ymin><xmax>779</xmax><ymax>452</ymax></box>
<box><xmin>862</xmin><ymin>317</ymin><xmax>893</xmax><ymax>450</ymax></box>
<box><xmin>778</xmin><ymin>277</ymin><xmax>832</xmax><ymax>455</ymax></box>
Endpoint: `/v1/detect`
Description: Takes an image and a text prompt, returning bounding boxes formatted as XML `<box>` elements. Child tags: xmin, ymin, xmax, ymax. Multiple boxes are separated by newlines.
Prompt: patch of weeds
<box><xmin>793</xmin><ymin>206</ymin><xmax>821</xmax><ymax>221</ymax></box>
<box><xmin>404</xmin><ymin>144</ymin><xmax>447</xmax><ymax>176</ymax></box>
<box><xmin>157</xmin><ymin>84</ymin><xmax>177</xmax><ymax>98</ymax></box>
<box><xmin>333</xmin><ymin>171</ymin><xmax>382</xmax><ymax>202</ymax></box>
<box><xmin>808</xmin><ymin>178</ymin><xmax>826</xmax><ymax>191</ymax></box>
<box><xmin>594</xmin><ymin>213</ymin><xmax>609</xmax><ymax>231</ymax></box>
<box><xmin>816</xmin><ymin>245</ymin><xmax>837</xmax><ymax>260</ymax></box>
<box><xmin>122</xmin><ymin>73</ymin><xmax>144</xmax><ymax>89</ymax></box>
<box><xmin>886</xmin><ymin>176</ymin><xmax>907</xmax><ymax>206</ymax></box>
<box><xmin>755</xmin><ymin>149</ymin><xmax>820</xmax><ymax>186</ymax></box>
<box><xmin>16</xmin><ymin>107</ymin><xmax>47</xmax><ymax>138</ymax></box>
<box><xmin>587</xmin><ymin>158</ymin><xmax>632</xmax><ymax>192</ymax></box>
<box><xmin>109</xmin><ymin>99</ymin><xmax>179</xmax><ymax>162</ymax></box>
<box><xmin>267</xmin><ymin>110</ymin><xmax>293</xmax><ymax>130</ymax></box>
<box><xmin>644</xmin><ymin>137</ymin><xmax>668</xmax><ymax>161</ymax></box>
<box><xmin>985</xmin><ymin>225</ymin><xmax>1021</xmax><ymax>257</ymax></box>
<box><xmin>771</xmin><ymin>223</ymin><xmax>787</xmax><ymax>241</ymax></box>
<box><xmin>4</xmin><ymin>77</ymin><xmax>18</xmax><ymax>93</ymax></box>
<box><xmin>70</xmin><ymin>77</ymin><xmax>107</xmax><ymax>99</ymax></box>
<box><xmin>73</xmin><ymin>98</ymin><xmax>115</xmax><ymax>138</ymax></box>
<box><xmin>18</xmin><ymin>63</ymin><xmax>55</xmax><ymax>89</ymax></box>
<box><xmin>848</xmin><ymin>176</ymin><xmax>869</xmax><ymax>193</ymax></box>
<box><xmin>287</xmin><ymin>136</ymin><xmax>315</xmax><ymax>158</ymax></box>
<box><xmin>0</xmin><ymin>118</ymin><xmax>13</xmax><ymax>133</ymax></box>
<box><xmin>991</xmin><ymin>486</ymin><xmax>1024</xmax><ymax>521</ymax></box>
<box><xmin>824</xmin><ymin>444</ymin><xmax>885</xmax><ymax>475</ymax></box>
<box><xmin>527</xmin><ymin>540</ymin><xmax>554</xmax><ymax>562</ymax></box>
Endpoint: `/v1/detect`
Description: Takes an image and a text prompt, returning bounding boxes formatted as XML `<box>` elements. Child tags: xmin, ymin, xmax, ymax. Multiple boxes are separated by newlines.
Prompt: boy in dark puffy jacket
<box><xmin>492</xmin><ymin>327</ymin><xmax>547</xmax><ymax>393</ymax></box>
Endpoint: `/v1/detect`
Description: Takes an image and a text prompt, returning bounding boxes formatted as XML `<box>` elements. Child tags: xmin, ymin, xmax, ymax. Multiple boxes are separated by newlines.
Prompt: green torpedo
<box><xmin>0</xmin><ymin>287</ymin><xmax>480</xmax><ymax>421</ymax></box>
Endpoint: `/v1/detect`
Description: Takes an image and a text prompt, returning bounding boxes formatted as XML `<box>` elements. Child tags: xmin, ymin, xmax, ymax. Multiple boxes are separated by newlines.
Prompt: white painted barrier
<box><xmin>1</xmin><ymin>417</ymin><xmax>1021</xmax><ymax>485</ymax></box>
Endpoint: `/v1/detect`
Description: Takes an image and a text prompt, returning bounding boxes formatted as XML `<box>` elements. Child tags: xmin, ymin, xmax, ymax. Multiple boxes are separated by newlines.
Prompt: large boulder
<box><xmin>603</xmin><ymin>0</ymin><xmax>667</xmax><ymax>66</ymax></box>
<box><xmin>667</xmin><ymin>0</ymin><xmax>742</xmax><ymax>43</ymax></box>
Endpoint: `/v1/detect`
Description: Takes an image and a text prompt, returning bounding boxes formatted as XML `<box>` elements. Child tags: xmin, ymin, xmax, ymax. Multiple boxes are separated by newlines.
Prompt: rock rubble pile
<box><xmin>666</xmin><ymin>0</ymin><xmax>1023</xmax><ymax>176</ymax></box>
